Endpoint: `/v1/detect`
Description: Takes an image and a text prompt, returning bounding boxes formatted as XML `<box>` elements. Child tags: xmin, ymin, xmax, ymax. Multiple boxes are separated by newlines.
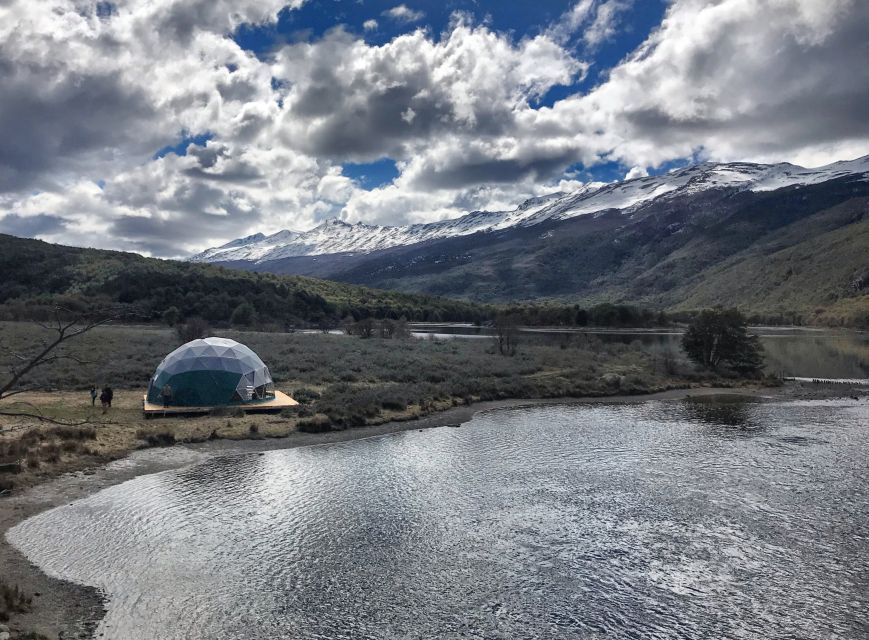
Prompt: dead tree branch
<box><xmin>0</xmin><ymin>308</ymin><xmax>116</xmax><ymax>427</ymax></box>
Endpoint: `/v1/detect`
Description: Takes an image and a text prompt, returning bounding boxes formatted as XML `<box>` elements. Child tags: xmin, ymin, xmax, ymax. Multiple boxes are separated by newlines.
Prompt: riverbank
<box><xmin>0</xmin><ymin>321</ymin><xmax>727</xmax><ymax>495</ymax></box>
<box><xmin>2</xmin><ymin>381</ymin><xmax>866</xmax><ymax>639</ymax></box>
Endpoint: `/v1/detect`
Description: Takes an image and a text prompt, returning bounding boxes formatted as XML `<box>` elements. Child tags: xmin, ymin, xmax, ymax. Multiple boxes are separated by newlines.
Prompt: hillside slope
<box><xmin>0</xmin><ymin>234</ymin><xmax>487</xmax><ymax>324</ymax></box>
<box><xmin>232</xmin><ymin>177</ymin><xmax>869</xmax><ymax>326</ymax></box>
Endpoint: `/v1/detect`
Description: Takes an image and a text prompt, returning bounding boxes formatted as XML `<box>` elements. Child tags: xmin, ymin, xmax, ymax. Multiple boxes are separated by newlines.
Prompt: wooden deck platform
<box><xmin>143</xmin><ymin>390</ymin><xmax>298</xmax><ymax>417</ymax></box>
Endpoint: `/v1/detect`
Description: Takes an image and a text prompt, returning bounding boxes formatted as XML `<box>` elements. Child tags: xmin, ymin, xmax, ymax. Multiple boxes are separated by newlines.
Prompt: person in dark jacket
<box><xmin>100</xmin><ymin>386</ymin><xmax>114</xmax><ymax>413</ymax></box>
<box><xmin>89</xmin><ymin>385</ymin><xmax>97</xmax><ymax>406</ymax></box>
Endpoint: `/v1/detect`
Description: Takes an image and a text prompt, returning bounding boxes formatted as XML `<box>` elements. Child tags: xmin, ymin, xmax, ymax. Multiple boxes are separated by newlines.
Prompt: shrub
<box><xmin>209</xmin><ymin>406</ymin><xmax>245</xmax><ymax>418</ymax></box>
<box><xmin>381</xmin><ymin>398</ymin><xmax>407</xmax><ymax>411</ymax></box>
<box><xmin>176</xmin><ymin>317</ymin><xmax>210</xmax><ymax>343</ymax></box>
<box><xmin>293</xmin><ymin>388</ymin><xmax>321</xmax><ymax>404</ymax></box>
<box><xmin>0</xmin><ymin>580</ymin><xmax>32</xmax><ymax>621</ymax></box>
<box><xmin>162</xmin><ymin>306</ymin><xmax>181</xmax><ymax>327</ymax></box>
<box><xmin>42</xmin><ymin>444</ymin><xmax>61</xmax><ymax>463</ymax></box>
<box><xmin>297</xmin><ymin>414</ymin><xmax>332</xmax><ymax>433</ymax></box>
<box><xmin>137</xmin><ymin>430</ymin><xmax>177</xmax><ymax>447</ymax></box>
<box><xmin>45</xmin><ymin>426</ymin><xmax>97</xmax><ymax>440</ymax></box>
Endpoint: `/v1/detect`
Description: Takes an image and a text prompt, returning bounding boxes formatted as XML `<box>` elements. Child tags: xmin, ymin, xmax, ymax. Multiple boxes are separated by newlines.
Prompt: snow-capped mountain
<box><xmin>191</xmin><ymin>155</ymin><xmax>869</xmax><ymax>264</ymax></box>
<box><xmin>191</xmin><ymin>191</ymin><xmax>567</xmax><ymax>263</ymax></box>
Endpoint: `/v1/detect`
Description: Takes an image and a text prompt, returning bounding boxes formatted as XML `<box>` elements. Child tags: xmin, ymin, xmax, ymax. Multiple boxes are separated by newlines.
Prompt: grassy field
<box><xmin>0</xmin><ymin>320</ymin><xmax>730</xmax><ymax>493</ymax></box>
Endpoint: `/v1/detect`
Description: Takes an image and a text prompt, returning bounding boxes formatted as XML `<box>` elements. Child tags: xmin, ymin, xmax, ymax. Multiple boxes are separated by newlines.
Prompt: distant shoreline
<box><xmin>1</xmin><ymin>382</ymin><xmax>862</xmax><ymax>639</ymax></box>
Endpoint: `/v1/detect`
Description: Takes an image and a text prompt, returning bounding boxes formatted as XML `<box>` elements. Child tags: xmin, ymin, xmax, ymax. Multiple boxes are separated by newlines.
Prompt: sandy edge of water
<box><xmin>0</xmin><ymin>384</ymin><xmax>848</xmax><ymax>639</ymax></box>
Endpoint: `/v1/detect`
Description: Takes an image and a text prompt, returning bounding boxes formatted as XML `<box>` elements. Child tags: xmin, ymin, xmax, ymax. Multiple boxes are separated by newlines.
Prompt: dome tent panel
<box><xmin>146</xmin><ymin>337</ymin><xmax>276</xmax><ymax>407</ymax></box>
<box><xmin>151</xmin><ymin>369</ymin><xmax>245</xmax><ymax>406</ymax></box>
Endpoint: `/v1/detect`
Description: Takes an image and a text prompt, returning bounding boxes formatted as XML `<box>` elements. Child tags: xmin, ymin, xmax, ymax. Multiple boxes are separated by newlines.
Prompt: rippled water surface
<box><xmin>9</xmin><ymin>399</ymin><xmax>869</xmax><ymax>639</ymax></box>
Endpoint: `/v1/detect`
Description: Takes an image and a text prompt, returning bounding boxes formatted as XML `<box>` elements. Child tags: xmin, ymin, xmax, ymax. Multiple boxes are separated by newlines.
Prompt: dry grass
<box><xmin>0</xmin><ymin>389</ymin><xmax>302</xmax><ymax>492</ymax></box>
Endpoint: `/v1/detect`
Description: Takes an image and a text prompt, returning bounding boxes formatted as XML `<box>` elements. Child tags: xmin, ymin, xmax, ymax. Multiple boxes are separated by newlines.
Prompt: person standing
<box><xmin>161</xmin><ymin>383</ymin><xmax>173</xmax><ymax>408</ymax></box>
<box><xmin>89</xmin><ymin>385</ymin><xmax>97</xmax><ymax>406</ymax></box>
<box><xmin>100</xmin><ymin>386</ymin><xmax>114</xmax><ymax>413</ymax></box>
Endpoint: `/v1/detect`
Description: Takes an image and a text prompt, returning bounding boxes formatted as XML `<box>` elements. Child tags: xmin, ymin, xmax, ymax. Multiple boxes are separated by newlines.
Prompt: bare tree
<box><xmin>175</xmin><ymin>316</ymin><xmax>210</xmax><ymax>344</ymax></box>
<box><xmin>356</xmin><ymin>317</ymin><xmax>375</xmax><ymax>339</ymax></box>
<box><xmin>494</xmin><ymin>313</ymin><xmax>520</xmax><ymax>356</ymax></box>
<box><xmin>0</xmin><ymin>308</ymin><xmax>113</xmax><ymax>429</ymax></box>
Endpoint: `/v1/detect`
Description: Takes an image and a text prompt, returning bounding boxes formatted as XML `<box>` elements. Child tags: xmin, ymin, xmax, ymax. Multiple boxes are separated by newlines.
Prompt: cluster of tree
<box><xmin>498</xmin><ymin>303</ymin><xmax>668</xmax><ymax>327</ymax></box>
<box><xmin>0</xmin><ymin>234</ymin><xmax>486</xmax><ymax>327</ymax></box>
<box><xmin>673</xmin><ymin>309</ymin><xmax>796</xmax><ymax>326</ymax></box>
<box><xmin>681</xmin><ymin>308</ymin><xmax>764</xmax><ymax>376</ymax></box>
<box><xmin>0</xmin><ymin>234</ymin><xmax>680</xmax><ymax>332</ymax></box>
<box><xmin>343</xmin><ymin>317</ymin><xmax>412</xmax><ymax>339</ymax></box>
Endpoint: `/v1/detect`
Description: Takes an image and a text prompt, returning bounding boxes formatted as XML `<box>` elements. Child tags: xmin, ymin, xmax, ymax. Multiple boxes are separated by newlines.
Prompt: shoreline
<box><xmin>0</xmin><ymin>383</ymin><xmax>854</xmax><ymax>639</ymax></box>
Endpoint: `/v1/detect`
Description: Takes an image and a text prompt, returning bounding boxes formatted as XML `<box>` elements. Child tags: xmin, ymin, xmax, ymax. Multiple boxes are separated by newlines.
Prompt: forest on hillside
<box><xmin>0</xmin><ymin>234</ymin><xmax>666</xmax><ymax>329</ymax></box>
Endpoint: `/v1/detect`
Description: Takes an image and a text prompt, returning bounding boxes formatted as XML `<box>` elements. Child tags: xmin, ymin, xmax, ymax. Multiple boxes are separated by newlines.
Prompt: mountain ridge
<box><xmin>192</xmin><ymin>155</ymin><xmax>869</xmax><ymax>263</ymax></box>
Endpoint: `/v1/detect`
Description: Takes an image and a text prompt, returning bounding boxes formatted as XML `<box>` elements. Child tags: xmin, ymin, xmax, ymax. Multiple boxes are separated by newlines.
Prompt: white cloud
<box><xmin>532</xmin><ymin>0</ymin><xmax>869</xmax><ymax>169</ymax></box>
<box><xmin>363</xmin><ymin>19</ymin><xmax>378</xmax><ymax>31</ymax></box>
<box><xmin>0</xmin><ymin>0</ymin><xmax>867</xmax><ymax>256</ymax></box>
<box><xmin>548</xmin><ymin>0</ymin><xmax>632</xmax><ymax>49</ymax></box>
<box><xmin>271</xmin><ymin>22</ymin><xmax>584</xmax><ymax>162</ymax></box>
<box><xmin>383</xmin><ymin>5</ymin><xmax>425</xmax><ymax>23</ymax></box>
<box><xmin>585</xmin><ymin>1</ymin><xmax>631</xmax><ymax>46</ymax></box>
<box><xmin>625</xmin><ymin>166</ymin><xmax>648</xmax><ymax>180</ymax></box>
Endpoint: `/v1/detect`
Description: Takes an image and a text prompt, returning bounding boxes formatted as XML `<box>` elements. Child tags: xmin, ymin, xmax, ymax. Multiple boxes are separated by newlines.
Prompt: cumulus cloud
<box><xmin>363</xmin><ymin>19</ymin><xmax>378</xmax><ymax>31</ymax></box>
<box><xmin>0</xmin><ymin>0</ymin><xmax>867</xmax><ymax>256</ymax></box>
<box><xmin>382</xmin><ymin>5</ymin><xmax>425</xmax><ymax>24</ymax></box>
<box><xmin>540</xmin><ymin>0</ymin><xmax>869</xmax><ymax>168</ymax></box>
<box><xmin>624</xmin><ymin>166</ymin><xmax>648</xmax><ymax>180</ymax></box>
<box><xmin>0</xmin><ymin>0</ymin><xmax>286</xmax><ymax>192</ymax></box>
<box><xmin>272</xmin><ymin>21</ymin><xmax>583</xmax><ymax>163</ymax></box>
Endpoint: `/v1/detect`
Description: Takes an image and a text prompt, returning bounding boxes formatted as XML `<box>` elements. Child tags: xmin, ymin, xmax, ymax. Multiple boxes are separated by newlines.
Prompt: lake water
<box><xmin>410</xmin><ymin>325</ymin><xmax>869</xmax><ymax>381</ymax></box>
<box><xmin>8</xmin><ymin>398</ymin><xmax>869</xmax><ymax>639</ymax></box>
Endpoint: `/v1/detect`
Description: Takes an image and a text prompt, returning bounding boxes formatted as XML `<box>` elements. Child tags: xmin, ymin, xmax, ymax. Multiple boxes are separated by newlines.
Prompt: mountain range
<box><xmin>192</xmin><ymin>156</ymin><xmax>869</xmax><ymax>325</ymax></box>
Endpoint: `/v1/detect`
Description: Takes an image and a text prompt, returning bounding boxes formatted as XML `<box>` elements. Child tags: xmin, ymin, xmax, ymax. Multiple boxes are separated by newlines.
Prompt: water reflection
<box><xmin>8</xmin><ymin>400</ymin><xmax>869</xmax><ymax>640</ymax></box>
<box><xmin>680</xmin><ymin>396</ymin><xmax>763</xmax><ymax>435</ymax></box>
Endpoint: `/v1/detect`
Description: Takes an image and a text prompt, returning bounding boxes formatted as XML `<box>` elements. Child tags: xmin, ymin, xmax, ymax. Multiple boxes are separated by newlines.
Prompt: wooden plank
<box><xmin>143</xmin><ymin>389</ymin><xmax>298</xmax><ymax>416</ymax></box>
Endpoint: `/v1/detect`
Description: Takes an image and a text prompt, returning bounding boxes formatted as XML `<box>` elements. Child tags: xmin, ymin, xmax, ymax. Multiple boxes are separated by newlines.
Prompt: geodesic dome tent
<box><xmin>146</xmin><ymin>337</ymin><xmax>275</xmax><ymax>407</ymax></box>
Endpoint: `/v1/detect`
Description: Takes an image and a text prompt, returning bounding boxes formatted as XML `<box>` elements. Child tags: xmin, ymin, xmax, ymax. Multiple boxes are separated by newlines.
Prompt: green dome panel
<box><xmin>146</xmin><ymin>337</ymin><xmax>275</xmax><ymax>407</ymax></box>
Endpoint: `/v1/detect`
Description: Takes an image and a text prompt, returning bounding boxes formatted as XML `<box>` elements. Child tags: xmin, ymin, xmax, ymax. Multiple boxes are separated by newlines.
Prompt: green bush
<box><xmin>292</xmin><ymin>387</ymin><xmax>321</xmax><ymax>404</ymax></box>
<box><xmin>682</xmin><ymin>308</ymin><xmax>764</xmax><ymax>376</ymax></box>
